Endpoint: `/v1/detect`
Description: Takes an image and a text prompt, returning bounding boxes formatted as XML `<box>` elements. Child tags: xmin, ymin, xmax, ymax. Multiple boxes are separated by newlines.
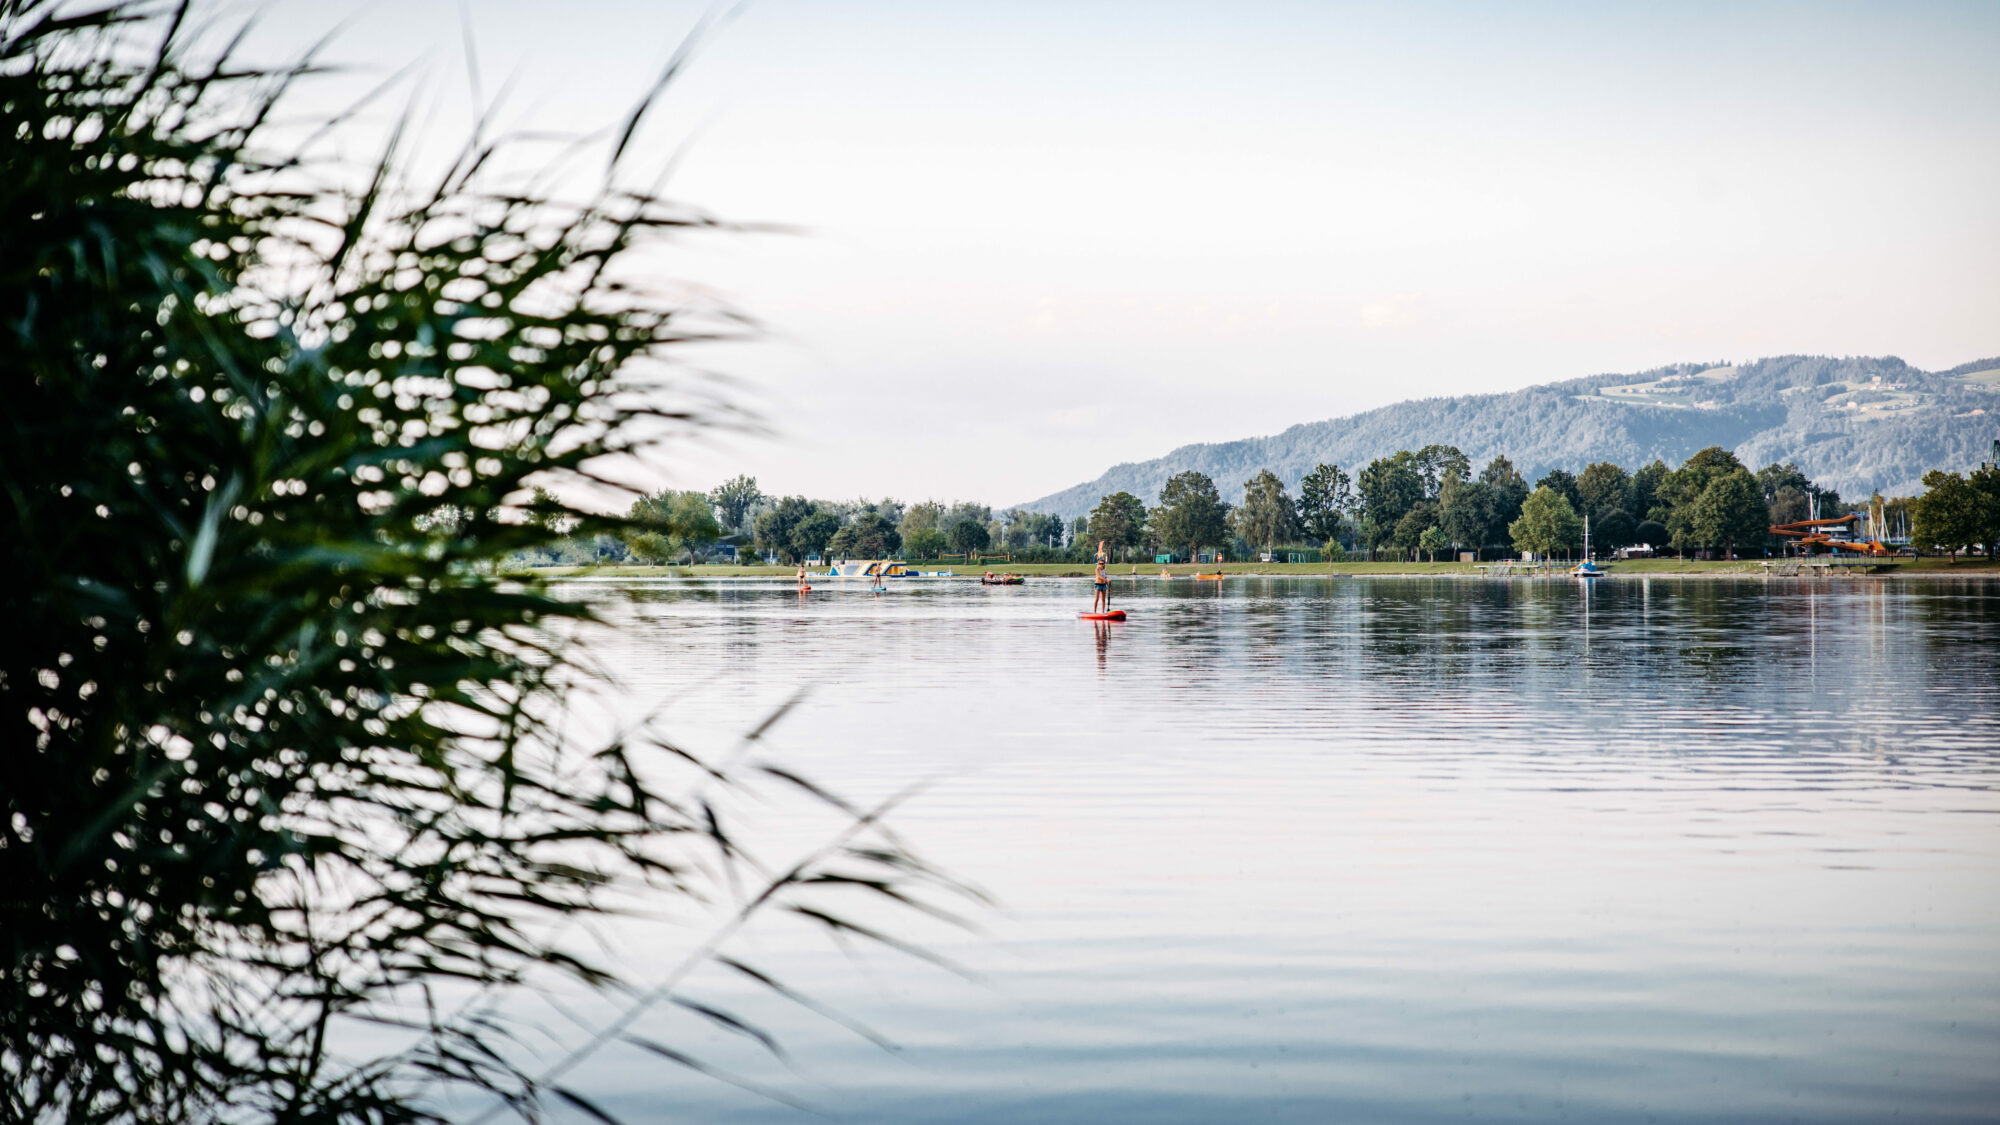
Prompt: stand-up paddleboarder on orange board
<box><xmin>1092</xmin><ymin>541</ymin><xmax>1109</xmax><ymax>614</ymax></box>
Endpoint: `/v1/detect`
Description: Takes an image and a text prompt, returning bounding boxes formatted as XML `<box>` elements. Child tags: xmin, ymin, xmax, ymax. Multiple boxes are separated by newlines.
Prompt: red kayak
<box><xmin>1079</xmin><ymin>610</ymin><xmax>1127</xmax><ymax>621</ymax></box>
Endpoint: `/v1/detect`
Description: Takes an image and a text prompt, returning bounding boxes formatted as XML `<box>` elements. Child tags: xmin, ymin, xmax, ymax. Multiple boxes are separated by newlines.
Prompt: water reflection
<box><xmin>546</xmin><ymin>575</ymin><xmax>2000</xmax><ymax>1124</ymax></box>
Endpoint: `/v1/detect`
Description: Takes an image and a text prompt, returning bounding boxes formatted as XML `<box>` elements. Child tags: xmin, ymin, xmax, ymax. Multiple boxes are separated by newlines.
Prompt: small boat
<box><xmin>1194</xmin><ymin>572</ymin><xmax>1224</xmax><ymax>581</ymax></box>
<box><xmin>1572</xmin><ymin>516</ymin><xmax>1606</xmax><ymax>578</ymax></box>
<box><xmin>981</xmin><ymin>573</ymin><xmax>1024</xmax><ymax>586</ymax></box>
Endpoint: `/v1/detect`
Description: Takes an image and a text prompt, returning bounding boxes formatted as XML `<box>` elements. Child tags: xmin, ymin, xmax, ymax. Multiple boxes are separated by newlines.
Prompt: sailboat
<box><xmin>1571</xmin><ymin>514</ymin><xmax>1606</xmax><ymax>578</ymax></box>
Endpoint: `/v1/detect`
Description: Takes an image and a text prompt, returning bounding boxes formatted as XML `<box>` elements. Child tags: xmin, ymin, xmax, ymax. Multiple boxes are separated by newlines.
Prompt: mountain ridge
<box><xmin>1018</xmin><ymin>354</ymin><xmax>2000</xmax><ymax>519</ymax></box>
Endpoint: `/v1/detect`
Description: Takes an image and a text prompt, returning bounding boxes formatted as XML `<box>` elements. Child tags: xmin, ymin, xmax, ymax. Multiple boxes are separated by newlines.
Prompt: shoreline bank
<box><xmin>524</xmin><ymin>559</ymin><xmax>2000</xmax><ymax>580</ymax></box>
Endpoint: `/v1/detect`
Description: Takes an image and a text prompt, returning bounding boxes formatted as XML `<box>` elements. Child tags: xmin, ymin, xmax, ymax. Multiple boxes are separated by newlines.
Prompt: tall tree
<box><xmin>1298</xmin><ymin>463</ymin><xmax>1352</xmax><ymax>544</ymax></box>
<box><xmin>1234</xmin><ymin>469</ymin><xmax>1301</xmax><ymax>555</ymax></box>
<box><xmin>1509</xmin><ymin>486</ymin><xmax>1585</xmax><ymax>559</ymax></box>
<box><xmin>1391</xmin><ymin>501</ymin><xmax>1440</xmax><ymax>560</ymax></box>
<box><xmin>710</xmin><ymin>475</ymin><xmax>764</xmax><ymax>534</ymax></box>
<box><xmin>900</xmin><ymin>499</ymin><xmax>945</xmax><ymax>542</ymax></box>
<box><xmin>947</xmin><ymin>518</ymin><xmax>992</xmax><ymax>555</ymax></box>
<box><xmin>1662</xmin><ymin>447</ymin><xmax>1750</xmax><ymax>556</ymax></box>
<box><xmin>1088</xmin><ymin>491</ymin><xmax>1148</xmax><ymax>557</ymax></box>
<box><xmin>829</xmin><ymin>511</ymin><xmax>900</xmax><ymax>558</ymax></box>
<box><xmin>1687</xmin><ymin>470</ymin><xmax>1770</xmax><ymax>559</ymax></box>
<box><xmin>1359</xmin><ymin>452</ymin><xmax>1425</xmax><ymax>551</ymax></box>
<box><xmin>791</xmin><ymin>509</ymin><xmax>842</xmax><ymax>560</ymax></box>
<box><xmin>1479</xmin><ymin>456</ymin><xmax>1530</xmax><ymax>532</ymax></box>
<box><xmin>1576</xmin><ymin>462</ymin><xmax>1632</xmax><ymax>521</ymax></box>
<box><xmin>1413</xmin><ymin>444</ymin><xmax>1470</xmax><ymax>500</ymax></box>
<box><xmin>1974</xmin><ymin>466</ymin><xmax>2000</xmax><ymax>560</ymax></box>
<box><xmin>1631</xmin><ymin>459</ymin><xmax>1671</xmax><ymax>523</ymax></box>
<box><xmin>1535</xmin><ymin>468</ymin><xmax>1582</xmax><ymax>511</ymax></box>
<box><xmin>1153</xmin><ymin>471</ymin><xmax>1231</xmax><ymax>559</ymax></box>
<box><xmin>1912</xmin><ymin>470</ymin><xmax>1981</xmax><ymax>561</ymax></box>
<box><xmin>753</xmin><ymin>496</ymin><xmax>817</xmax><ymax>563</ymax></box>
<box><xmin>1440</xmin><ymin>478</ymin><xmax>1497</xmax><ymax>557</ymax></box>
<box><xmin>626</xmin><ymin>489</ymin><xmax>722</xmax><ymax>563</ymax></box>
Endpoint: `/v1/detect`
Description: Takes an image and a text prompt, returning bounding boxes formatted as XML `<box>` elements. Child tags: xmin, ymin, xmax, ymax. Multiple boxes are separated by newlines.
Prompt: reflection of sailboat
<box><xmin>1572</xmin><ymin>514</ymin><xmax>1606</xmax><ymax>579</ymax></box>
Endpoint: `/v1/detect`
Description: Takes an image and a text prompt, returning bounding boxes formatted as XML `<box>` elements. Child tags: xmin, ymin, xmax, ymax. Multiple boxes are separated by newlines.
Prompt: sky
<box><xmin>250</xmin><ymin>0</ymin><xmax>2000</xmax><ymax>507</ymax></box>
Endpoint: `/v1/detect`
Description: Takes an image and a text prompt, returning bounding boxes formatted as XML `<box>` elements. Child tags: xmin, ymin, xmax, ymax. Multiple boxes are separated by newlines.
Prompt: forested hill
<box><xmin>1019</xmin><ymin>354</ymin><xmax>2000</xmax><ymax>518</ymax></box>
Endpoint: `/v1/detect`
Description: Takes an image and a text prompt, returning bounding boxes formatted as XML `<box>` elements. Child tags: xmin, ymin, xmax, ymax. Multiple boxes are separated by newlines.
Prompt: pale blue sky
<box><xmin>256</xmin><ymin>0</ymin><xmax>2000</xmax><ymax>504</ymax></box>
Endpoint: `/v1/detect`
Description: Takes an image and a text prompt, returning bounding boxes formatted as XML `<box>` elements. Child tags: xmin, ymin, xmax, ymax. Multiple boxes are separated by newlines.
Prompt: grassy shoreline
<box><xmin>523</xmin><ymin>558</ymin><xmax>2000</xmax><ymax>580</ymax></box>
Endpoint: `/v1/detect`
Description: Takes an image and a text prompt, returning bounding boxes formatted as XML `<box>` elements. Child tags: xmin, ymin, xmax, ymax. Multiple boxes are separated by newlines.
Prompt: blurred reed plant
<box><xmin>0</xmin><ymin>2</ymin><xmax>979</xmax><ymax>1121</ymax></box>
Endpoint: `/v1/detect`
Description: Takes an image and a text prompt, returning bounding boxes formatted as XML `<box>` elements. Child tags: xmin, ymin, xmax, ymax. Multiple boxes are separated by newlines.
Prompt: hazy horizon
<box><xmin>254</xmin><ymin>0</ymin><xmax>2000</xmax><ymax>506</ymax></box>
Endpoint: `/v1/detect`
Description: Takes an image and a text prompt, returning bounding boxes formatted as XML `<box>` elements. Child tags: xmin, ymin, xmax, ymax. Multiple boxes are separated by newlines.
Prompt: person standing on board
<box><xmin>796</xmin><ymin>561</ymin><xmax>809</xmax><ymax>592</ymax></box>
<box><xmin>1092</xmin><ymin>540</ymin><xmax>1110</xmax><ymax>614</ymax></box>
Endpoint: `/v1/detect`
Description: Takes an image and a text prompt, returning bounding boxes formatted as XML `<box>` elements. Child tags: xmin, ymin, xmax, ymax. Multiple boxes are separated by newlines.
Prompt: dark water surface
<box><xmin>546</xmin><ymin>576</ymin><xmax>2000</xmax><ymax>1123</ymax></box>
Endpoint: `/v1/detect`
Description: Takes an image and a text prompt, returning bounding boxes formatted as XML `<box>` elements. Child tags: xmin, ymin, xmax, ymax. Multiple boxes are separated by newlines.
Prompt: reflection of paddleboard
<box><xmin>1079</xmin><ymin>610</ymin><xmax>1127</xmax><ymax>621</ymax></box>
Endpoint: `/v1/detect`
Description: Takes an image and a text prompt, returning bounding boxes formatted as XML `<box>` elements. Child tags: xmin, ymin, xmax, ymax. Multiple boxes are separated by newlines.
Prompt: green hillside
<box><xmin>1021</xmin><ymin>354</ymin><xmax>2000</xmax><ymax>518</ymax></box>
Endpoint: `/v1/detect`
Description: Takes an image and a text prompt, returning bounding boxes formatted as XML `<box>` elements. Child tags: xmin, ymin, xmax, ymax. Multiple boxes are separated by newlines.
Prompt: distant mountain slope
<box><xmin>1020</xmin><ymin>355</ymin><xmax>2000</xmax><ymax>518</ymax></box>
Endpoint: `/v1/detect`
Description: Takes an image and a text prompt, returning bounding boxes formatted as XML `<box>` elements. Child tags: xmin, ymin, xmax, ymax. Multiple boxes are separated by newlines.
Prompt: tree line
<box><xmin>529</xmin><ymin>441</ymin><xmax>1999</xmax><ymax>567</ymax></box>
<box><xmin>1074</xmin><ymin>444</ymin><xmax>1870</xmax><ymax>562</ymax></box>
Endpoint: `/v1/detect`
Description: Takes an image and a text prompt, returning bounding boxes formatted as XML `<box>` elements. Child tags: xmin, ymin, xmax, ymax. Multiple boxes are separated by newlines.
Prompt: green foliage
<box><xmin>626</xmin><ymin>490</ymin><xmax>722</xmax><ymax>563</ymax></box>
<box><xmin>1232</xmin><ymin>469</ymin><xmax>1300</xmax><ymax>552</ymax></box>
<box><xmin>1298</xmin><ymin>462</ymin><xmax>1352</xmax><ymax>544</ymax></box>
<box><xmin>1576</xmin><ymin>461</ymin><xmax>1632</xmax><ymax>521</ymax></box>
<box><xmin>829</xmin><ymin>510</ymin><xmax>900</xmax><ymax>557</ymax></box>
<box><xmin>1662</xmin><ymin>446</ymin><xmax>1749</xmax><ymax>552</ymax></box>
<box><xmin>753</xmin><ymin>496</ymin><xmax>816</xmax><ymax>562</ymax></box>
<box><xmin>1417</xmin><ymin>525</ymin><xmax>1451</xmax><ymax>562</ymax></box>
<box><xmin>709</xmin><ymin>475</ymin><xmax>763</xmax><ymax>534</ymax></box>
<box><xmin>1087</xmin><ymin>491</ymin><xmax>1147</xmax><ymax>554</ymax></box>
<box><xmin>1535</xmin><ymin>468</ymin><xmax>1581</xmax><ymax>510</ymax></box>
<box><xmin>1631</xmin><ymin>459</ymin><xmax>1670</xmax><ymax>523</ymax></box>
<box><xmin>1413</xmin><ymin>444</ymin><xmax>1469</xmax><ymax>500</ymax></box>
<box><xmin>1592</xmin><ymin>508</ymin><xmax>1638</xmax><ymax>551</ymax></box>
<box><xmin>904</xmin><ymin>527</ymin><xmax>949</xmax><ymax>558</ymax></box>
<box><xmin>1911</xmin><ymin>469</ymin><xmax>1997</xmax><ymax>560</ymax></box>
<box><xmin>1</xmin><ymin>6</ymin><xmax>972</xmax><ymax>1121</ymax></box>
<box><xmin>1509</xmin><ymin>486</ymin><xmax>1584</xmax><ymax>557</ymax></box>
<box><xmin>1152</xmin><ymin>471</ymin><xmax>1230</xmax><ymax>557</ymax></box>
<box><xmin>1358</xmin><ymin>452</ymin><xmax>1424</xmax><ymax>546</ymax></box>
<box><xmin>1004</xmin><ymin>509</ymin><xmax>1063</xmax><ymax>549</ymax></box>
<box><xmin>791</xmin><ymin>508</ymin><xmax>841</xmax><ymax>559</ymax></box>
<box><xmin>1478</xmin><ymin>456</ymin><xmax>1529</xmax><ymax>529</ymax></box>
<box><xmin>1390</xmin><ymin>501</ymin><xmax>1439</xmax><ymax>556</ymax></box>
<box><xmin>1439</xmin><ymin>478</ymin><xmax>1497</xmax><ymax>553</ymax></box>
<box><xmin>1686</xmin><ymin>470</ymin><xmax>1770</xmax><ymax>557</ymax></box>
<box><xmin>947</xmin><ymin>518</ymin><xmax>991</xmax><ymax>554</ymax></box>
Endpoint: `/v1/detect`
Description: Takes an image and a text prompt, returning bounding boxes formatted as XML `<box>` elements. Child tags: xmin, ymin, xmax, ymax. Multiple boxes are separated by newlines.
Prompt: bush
<box><xmin>1</xmin><ymin>6</ymin><xmax>972</xmax><ymax>1121</ymax></box>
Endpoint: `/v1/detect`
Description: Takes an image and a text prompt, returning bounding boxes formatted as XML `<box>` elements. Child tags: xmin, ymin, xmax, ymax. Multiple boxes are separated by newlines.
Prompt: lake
<box><xmin>532</xmin><ymin>575</ymin><xmax>2000</xmax><ymax>1124</ymax></box>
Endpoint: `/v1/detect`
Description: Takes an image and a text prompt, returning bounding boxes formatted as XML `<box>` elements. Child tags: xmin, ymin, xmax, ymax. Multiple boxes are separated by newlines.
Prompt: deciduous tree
<box><xmin>1509</xmin><ymin>486</ymin><xmax>1584</xmax><ymax>559</ymax></box>
<box><xmin>1153</xmin><ymin>471</ymin><xmax>1231</xmax><ymax>559</ymax></box>
<box><xmin>1298</xmin><ymin>463</ymin><xmax>1352</xmax><ymax>544</ymax></box>
<box><xmin>1088</xmin><ymin>491</ymin><xmax>1148</xmax><ymax>557</ymax></box>
<box><xmin>1233</xmin><ymin>469</ymin><xmax>1300</xmax><ymax>554</ymax></box>
<box><xmin>710</xmin><ymin>474</ymin><xmax>764</xmax><ymax>534</ymax></box>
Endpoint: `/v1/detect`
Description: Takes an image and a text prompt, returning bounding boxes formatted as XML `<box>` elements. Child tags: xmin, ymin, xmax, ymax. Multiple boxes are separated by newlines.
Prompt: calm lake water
<box><xmin>537</xmin><ymin>575</ymin><xmax>2000</xmax><ymax>1124</ymax></box>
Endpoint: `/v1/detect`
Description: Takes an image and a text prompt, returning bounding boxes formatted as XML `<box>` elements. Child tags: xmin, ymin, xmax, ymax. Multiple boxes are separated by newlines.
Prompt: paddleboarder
<box><xmin>1092</xmin><ymin>541</ymin><xmax>1110</xmax><ymax>614</ymax></box>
